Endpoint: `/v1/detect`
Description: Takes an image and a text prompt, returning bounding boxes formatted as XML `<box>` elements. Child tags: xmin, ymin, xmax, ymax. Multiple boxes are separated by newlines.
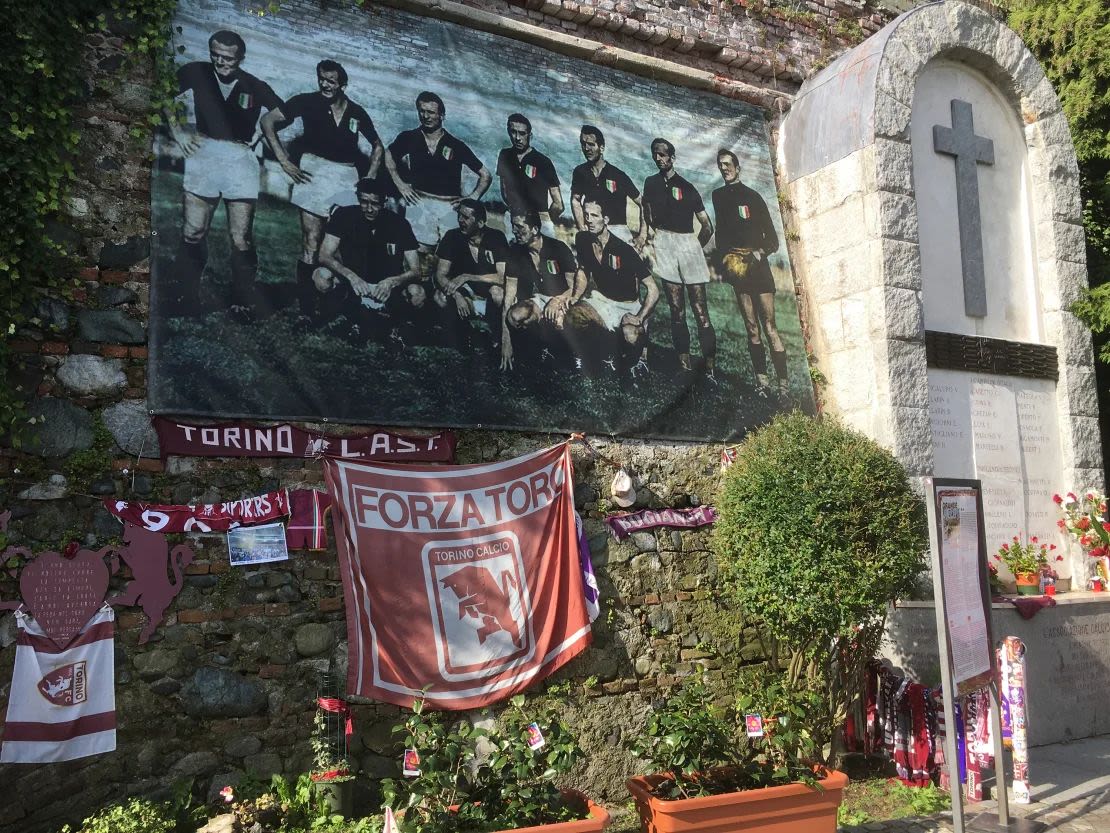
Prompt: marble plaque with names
<box><xmin>928</xmin><ymin>368</ymin><xmax>1065</xmax><ymax>563</ymax></box>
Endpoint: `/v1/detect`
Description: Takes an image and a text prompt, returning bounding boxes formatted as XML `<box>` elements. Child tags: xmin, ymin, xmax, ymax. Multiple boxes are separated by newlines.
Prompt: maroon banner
<box><xmin>104</xmin><ymin>490</ymin><xmax>289</xmax><ymax>533</ymax></box>
<box><xmin>606</xmin><ymin>506</ymin><xmax>718</xmax><ymax>541</ymax></box>
<box><xmin>324</xmin><ymin>444</ymin><xmax>591</xmax><ymax>710</ymax></box>
<box><xmin>153</xmin><ymin>417</ymin><xmax>457</xmax><ymax>463</ymax></box>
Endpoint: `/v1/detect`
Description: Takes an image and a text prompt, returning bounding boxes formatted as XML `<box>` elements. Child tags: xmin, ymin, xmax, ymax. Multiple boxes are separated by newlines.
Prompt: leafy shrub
<box><xmin>59</xmin><ymin>798</ymin><xmax>176</xmax><ymax>833</ymax></box>
<box><xmin>714</xmin><ymin>413</ymin><xmax>927</xmax><ymax>757</ymax></box>
<box><xmin>382</xmin><ymin>694</ymin><xmax>586</xmax><ymax>832</ymax></box>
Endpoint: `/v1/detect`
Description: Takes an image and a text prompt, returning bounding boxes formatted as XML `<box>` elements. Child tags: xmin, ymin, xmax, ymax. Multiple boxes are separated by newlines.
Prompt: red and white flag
<box><xmin>1</xmin><ymin>606</ymin><xmax>116</xmax><ymax>763</ymax></box>
<box><xmin>324</xmin><ymin>443</ymin><xmax>591</xmax><ymax>710</ymax></box>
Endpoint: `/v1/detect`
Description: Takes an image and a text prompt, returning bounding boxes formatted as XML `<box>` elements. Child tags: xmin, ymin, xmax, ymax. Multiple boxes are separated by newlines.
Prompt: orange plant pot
<box><xmin>454</xmin><ymin>790</ymin><xmax>610</xmax><ymax>833</ymax></box>
<box><xmin>626</xmin><ymin>769</ymin><xmax>848</xmax><ymax>833</ymax></box>
<box><xmin>1014</xmin><ymin>573</ymin><xmax>1040</xmax><ymax>596</ymax></box>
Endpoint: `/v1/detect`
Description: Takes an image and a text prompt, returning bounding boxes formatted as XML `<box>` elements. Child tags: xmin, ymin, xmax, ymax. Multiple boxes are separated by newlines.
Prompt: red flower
<box><xmin>1078</xmin><ymin>517</ymin><xmax>1091</xmax><ymax>530</ymax></box>
<box><xmin>1058</xmin><ymin>519</ymin><xmax>1067</xmax><ymax>529</ymax></box>
<box><xmin>1091</xmin><ymin>547</ymin><xmax>1108</xmax><ymax>558</ymax></box>
<box><xmin>1001</xmin><ymin>544</ymin><xmax>1010</xmax><ymax>551</ymax></box>
<box><xmin>993</xmin><ymin>553</ymin><xmax>1002</xmax><ymax>561</ymax></box>
<box><xmin>1102</xmin><ymin>522</ymin><xmax>1110</xmax><ymax>532</ymax></box>
<box><xmin>1053</xmin><ymin>494</ymin><xmax>1064</xmax><ymax>505</ymax></box>
<box><xmin>1056</xmin><ymin>555</ymin><xmax>1064</xmax><ymax>562</ymax></box>
<box><xmin>1050</xmin><ymin>543</ymin><xmax>1057</xmax><ymax>550</ymax></box>
<box><xmin>1031</xmin><ymin>536</ymin><xmax>1039</xmax><ymax>543</ymax></box>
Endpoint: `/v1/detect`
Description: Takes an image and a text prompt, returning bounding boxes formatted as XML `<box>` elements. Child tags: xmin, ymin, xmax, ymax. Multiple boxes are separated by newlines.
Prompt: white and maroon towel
<box><xmin>1</xmin><ymin>605</ymin><xmax>116</xmax><ymax>763</ymax></box>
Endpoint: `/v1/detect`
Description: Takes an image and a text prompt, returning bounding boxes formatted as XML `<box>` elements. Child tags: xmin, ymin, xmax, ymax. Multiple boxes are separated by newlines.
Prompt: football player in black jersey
<box><xmin>166</xmin><ymin>30</ymin><xmax>283</xmax><ymax>318</ymax></box>
<box><xmin>260</xmin><ymin>60</ymin><xmax>400</xmax><ymax>326</ymax></box>
<box><xmin>712</xmin><ymin>148</ymin><xmax>789</xmax><ymax>400</ymax></box>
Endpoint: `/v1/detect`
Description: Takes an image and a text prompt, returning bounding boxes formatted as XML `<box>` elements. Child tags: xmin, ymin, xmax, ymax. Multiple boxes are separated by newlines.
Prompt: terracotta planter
<box><xmin>494</xmin><ymin>791</ymin><xmax>610</xmax><ymax>833</ymax></box>
<box><xmin>441</xmin><ymin>789</ymin><xmax>610</xmax><ymax>833</ymax></box>
<box><xmin>1014</xmin><ymin>573</ymin><xmax>1040</xmax><ymax>596</ymax></box>
<box><xmin>626</xmin><ymin>769</ymin><xmax>848</xmax><ymax>833</ymax></box>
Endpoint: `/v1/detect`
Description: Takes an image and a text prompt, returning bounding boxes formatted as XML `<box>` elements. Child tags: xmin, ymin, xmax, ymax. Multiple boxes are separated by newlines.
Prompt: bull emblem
<box><xmin>440</xmin><ymin>566</ymin><xmax>523</xmax><ymax>649</ymax></box>
<box><xmin>38</xmin><ymin>661</ymin><xmax>86</xmax><ymax>706</ymax></box>
<box><xmin>108</xmin><ymin>524</ymin><xmax>195</xmax><ymax>644</ymax></box>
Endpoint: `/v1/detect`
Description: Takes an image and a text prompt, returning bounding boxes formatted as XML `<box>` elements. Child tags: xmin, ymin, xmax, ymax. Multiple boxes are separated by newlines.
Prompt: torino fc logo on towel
<box><xmin>424</xmin><ymin>532</ymin><xmax>534</xmax><ymax>679</ymax></box>
<box><xmin>38</xmin><ymin>662</ymin><xmax>87</xmax><ymax>706</ymax></box>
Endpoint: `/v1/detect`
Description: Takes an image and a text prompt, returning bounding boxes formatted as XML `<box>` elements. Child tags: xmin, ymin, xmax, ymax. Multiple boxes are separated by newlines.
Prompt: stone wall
<box><xmin>0</xmin><ymin>1</ymin><xmax>909</xmax><ymax>830</ymax></box>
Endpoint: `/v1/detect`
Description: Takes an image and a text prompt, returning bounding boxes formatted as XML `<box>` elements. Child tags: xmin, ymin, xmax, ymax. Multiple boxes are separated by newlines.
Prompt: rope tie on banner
<box><xmin>317</xmin><ymin>696</ymin><xmax>353</xmax><ymax>738</ymax></box>
<box><xmin>568</xmin><ymin>433</ymin><xmax>624</xmax><ymax>471</ymax></box>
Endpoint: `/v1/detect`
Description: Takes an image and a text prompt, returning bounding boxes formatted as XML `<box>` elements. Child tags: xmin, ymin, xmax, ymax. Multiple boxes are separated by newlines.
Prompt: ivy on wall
<box><xmin>0</xmin><ymin>0</ymin><xmax>179</xmax><ymax>437</ymax></box>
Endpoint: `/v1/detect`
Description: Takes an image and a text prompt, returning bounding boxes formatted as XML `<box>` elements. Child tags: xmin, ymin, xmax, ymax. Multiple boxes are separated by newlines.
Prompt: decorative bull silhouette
<box><xmin>440</xmin><ymin>566</ymin><xmax>523</xmax><ymax>649</ymax></box>
<box><xmin>108</xmin><ymin>524</ymin><xmax>195</xmax><ymax>644</ymax></box>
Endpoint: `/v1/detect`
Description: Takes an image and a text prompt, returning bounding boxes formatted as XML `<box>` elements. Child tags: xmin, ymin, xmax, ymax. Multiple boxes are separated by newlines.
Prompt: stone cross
<box><xmin>933</xmin><ymin>98</ymin><xmax>995</xmax><ymax>318</ymax></box>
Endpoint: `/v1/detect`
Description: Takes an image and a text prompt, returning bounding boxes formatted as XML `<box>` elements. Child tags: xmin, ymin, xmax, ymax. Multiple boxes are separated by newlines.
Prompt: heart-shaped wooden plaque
<box><xmin>19</xmin><ymin>548</ymin><xmax>110</xmax><ymax>648</ymax></box>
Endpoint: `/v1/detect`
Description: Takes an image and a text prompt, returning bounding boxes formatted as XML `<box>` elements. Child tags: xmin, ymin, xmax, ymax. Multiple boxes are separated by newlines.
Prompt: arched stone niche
<box><xmin>778</xmin><ymin>1</ymin><xmax>1101</xmax><ymax>576</ymax></box>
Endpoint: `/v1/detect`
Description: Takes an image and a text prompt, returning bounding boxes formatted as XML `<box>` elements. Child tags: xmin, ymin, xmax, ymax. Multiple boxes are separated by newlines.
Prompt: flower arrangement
<box><xmin>993</xmin><ymin>534</ymin><xmax>1060</xmax><ymax>577</ymax></box>
<box><xmin>1055</xmin><ymin>492</ymin><xmax>1110</xmax><ymax>558</ymax></box>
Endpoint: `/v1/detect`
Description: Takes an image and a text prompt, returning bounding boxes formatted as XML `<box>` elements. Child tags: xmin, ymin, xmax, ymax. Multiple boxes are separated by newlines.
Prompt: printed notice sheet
<box><xmin>937</xmin><ymin>487</ymin><xmax>993</xmax><ymax>695</ymax></box>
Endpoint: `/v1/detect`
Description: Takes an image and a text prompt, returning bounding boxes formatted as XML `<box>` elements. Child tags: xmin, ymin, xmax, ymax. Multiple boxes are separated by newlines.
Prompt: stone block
<box><xmin>1036</xmin><ymin>220</ymin><xmax>1086</xmax><ymax>265</ymax></box>
<box><xmin>945</xmin><ymin>2</ymin><xmax>1001</xmax><ymax>57</ymax></box>
<box><xmin>1023</xmin><ymin>75</ymin><xmax>1062</xmax><ymax>121</ymax></box>
<box><xmin>874</xmin><ymin>57</ymin><xmax>915</xmax><ymax>109</ymax></box>
<box><xmin>25</xmin><ymin>398</ymin><xmax>94</xmax><ymax>458</ymax></box>
<box><xmin>880</xmin><ymin>237</ymin><xmax>922</xmax><ymax>290</ymax></box>
<box><xmin>133</xmin><ymin>647</ymin><xmax>181</xmax><ymax>680</ymax></box>
<box><xmin>1039</xmin><ymin>259</ymin><xmax>1089</xmax><ymax>312</ymax></box>
<box><xmin>18</xmin><ymin>474</ymin><xmax>69</xmax><ymax>501</ymax></box>
<box><xmin>872</xmin><ymin>138</ymin><xmax>913</xmax><ymax>195</ymax></box>
<box><xmin>868</xmin><ymin>191</ymin><xmax>918</xmax><ymax>243</ymax></box>
<box><xmin>76</xmin><ymin>309</ymin><xmax>146</xmax><ymax>344</ymax></box>
<box><xmin>1063</xmin><ymin>415</ymin><xmax>1103</xmax><ymax>471</ymax></box>
<box><xmin>826</xmin><ymin>348</ymin><xmax>876</xmax><ymax>412</ymax></box>
<box><xmin>889</xmin><ymin>406</ymin><xmax>932</xmax><ymax>475</ymax></box>
<box><xmin>56</xmin><ymin>354</ymin><xmax>127</xmax><ymax>397</ymax></box>
<box><xmin>294</xmin><ymin>623</ymin><xmax>335</xmax><ymax>657</ymax></box>
<box><xmin>883</xmin><ymin>339</ymin><xmax>928</xmax><ymax>409</ymax></box>
<box><xmin>880</xmin><ymin>286</ymin><xmax>923</xmax><ymax>341</ymax></box>
<box><xmin>840</xmin><ymin>295</ymin><xmax>871</xmax><ymax>348</ymax></box>
<box><xmin>1043</xmin><ymin>311</ymin><xmax>1095</xmax><ymax>367</ymax></box>
<box><xmin>990</xmin><ymin>25</ymin><xmax>1029</xmax><ymax>80</ymax></box>
<box><xmin>788</xmin><ymin>152</ymin><xmax>866</xmax><ymax>221</ymax></box>
<box><xmin>873</xmin><ymin>91</ymin><xmax>911</xmax><ymax>141</ymax></box>
<box><xmin>181</xmin><ymin>667</ymin><xmax>267</xmax><ymax>717</ymax></box>
<box><xmin>98</xmin><ymin>235</ymin><xmax>150</xmax><ymax>269</ymax></box>
<box><xmin>803</xmin><ymin>198</ymin><xmax>871</xmax><ymax>259</ymax></box>
<box><xmin>170</xmin><ymin>750</ymin><xmax>220</xmax><ymax>778</ymax></box>
<box><xmin>816</xmin><ymin>302</ymin><xmax>845</xmax><ymax>350</ymax></box>
<box><xmin>1058</xmin><ymin>365</ymin><xmax>1099</xmax><ymax>418</ymax></box>
<box><xmin>103</xmin><ymin>398</ymin><xmax>159</xmax><ymax>457</ymax></box>
<box><xmin>894</xmin><ymin>7</ymin><xmax>955</xmax><ymax>66</ymax></box>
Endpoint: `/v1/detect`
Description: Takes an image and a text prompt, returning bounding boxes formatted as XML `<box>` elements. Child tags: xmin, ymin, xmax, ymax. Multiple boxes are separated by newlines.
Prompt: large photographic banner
<box><xmin>323</xmin><ymin>444</ymin><xmax>590</xmax><ymax>709</ymax></box>
<box><xmin>149</xmin><ymin>0</ymin><xmax>814</xmax><ymax>440</ymax></box>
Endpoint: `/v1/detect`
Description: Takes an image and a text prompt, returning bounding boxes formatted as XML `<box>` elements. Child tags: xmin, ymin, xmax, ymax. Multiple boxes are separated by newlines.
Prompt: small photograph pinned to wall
<box><xmin>228</xmin><ymin>522</ymin><xmax>290</xmax><ymax>567</ymax></box>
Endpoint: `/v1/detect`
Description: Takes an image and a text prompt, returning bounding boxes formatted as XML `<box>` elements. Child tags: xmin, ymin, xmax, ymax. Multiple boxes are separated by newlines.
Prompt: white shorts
<box><xmin>406</xmin><ymin>196</ymin><xmax>458</xmax><ymax>246</ymax></box>
<box><xmin>503</xmin><ymin>211</ymin><xmax>557</xmax><ymax>239</ymax></box>
<box><xmin>184</xmin><ymin>137</ymin><xmax>260</xmax><ymax>201</ymax></box>
<box><xmin>584</xmin><ymin>291</ymin><xmax>641</xmax><ymax>332</ymax></box>
<box><xmin>291</xmin><ymin>154</ymin><xmax>359</xmax><ymax>217</ymax></box>
<box><xmin>651</xmin><ymin>229</ymin><xmax>710</xmax><ymax>285</ymax></box>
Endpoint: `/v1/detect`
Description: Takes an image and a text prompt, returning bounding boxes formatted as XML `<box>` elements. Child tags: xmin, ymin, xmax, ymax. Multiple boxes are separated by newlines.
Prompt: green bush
<box><xmin>714</xmin><ymin>413</ymin><xmax>927</xmax><ymax>758</ymax></box>
<box><xmin>59</xmin><ymin>798</ymin><xmax>177</xmax><ymax>833</ymax></box>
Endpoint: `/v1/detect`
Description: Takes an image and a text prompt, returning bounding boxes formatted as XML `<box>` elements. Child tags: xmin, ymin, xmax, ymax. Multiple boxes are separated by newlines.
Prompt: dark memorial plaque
<box><xmin>148</xmin><ymin>0</ymin><xmax>813</xmax><ymax>441</ymax></box>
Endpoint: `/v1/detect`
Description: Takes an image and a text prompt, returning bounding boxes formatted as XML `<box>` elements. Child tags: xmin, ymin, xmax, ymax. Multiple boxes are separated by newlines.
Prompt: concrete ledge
<box><xmin>374</xmin><ymin>0</ymin><xmax>790</xmax><ymax>110</ymax></box>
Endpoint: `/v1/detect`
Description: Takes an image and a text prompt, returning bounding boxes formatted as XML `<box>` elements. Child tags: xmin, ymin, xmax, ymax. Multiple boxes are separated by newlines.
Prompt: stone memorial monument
<box><xmin>778</xmin><ymin>1</ymin><xmax>1106</xmax><ymax>745</ymax></box>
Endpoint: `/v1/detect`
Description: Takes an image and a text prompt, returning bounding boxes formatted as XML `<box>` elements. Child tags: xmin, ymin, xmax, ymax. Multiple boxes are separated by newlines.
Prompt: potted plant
<box><xmin>714</xmin><ymin>414</ymin><xmax>927</xmax><ymax>761</ymax></box>
<box><xmin>1055</xmin><ymin>491</ymin><xmax>1109</xmax><ymax>590</ymax></box>
<box><xmin>309</xmin><ymin>700</ymin><xmax>355</xmax><ymax>817</ymax></box>
<box><xmin>992</xmin><ymin>534</ymin><xmax>1060</xmax><ymax>595</ymax></box>
<box><xmin>627</xmin><ymin>673</ymin><xmax>847</xmax><ymax>833</ymax></box>
<box><xmin>382</xmin><ymin>694</ymin><xmax>609</xmax><ymax>833</ymax></box>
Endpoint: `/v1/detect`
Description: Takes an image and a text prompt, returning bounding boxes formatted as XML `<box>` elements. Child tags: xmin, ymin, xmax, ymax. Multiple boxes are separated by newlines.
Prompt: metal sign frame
<box><xmin>924</xmin><ymin>477</ymin><xmax>1009</xmax><ymax>832</ymax></box>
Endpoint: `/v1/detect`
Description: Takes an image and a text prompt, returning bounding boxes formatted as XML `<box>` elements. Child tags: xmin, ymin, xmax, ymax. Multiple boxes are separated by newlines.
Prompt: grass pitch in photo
<box><xmin>148</xmin><ymin>0</ymin><xmax>815</xmax><ymax>441</ymax></box>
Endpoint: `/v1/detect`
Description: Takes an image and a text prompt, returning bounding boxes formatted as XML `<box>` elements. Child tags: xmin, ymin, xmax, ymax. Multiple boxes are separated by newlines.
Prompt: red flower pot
<box><xmin>626</xmin><ymin>769</ymin><xmax>848</xmax><ymax>833</ymax></box>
